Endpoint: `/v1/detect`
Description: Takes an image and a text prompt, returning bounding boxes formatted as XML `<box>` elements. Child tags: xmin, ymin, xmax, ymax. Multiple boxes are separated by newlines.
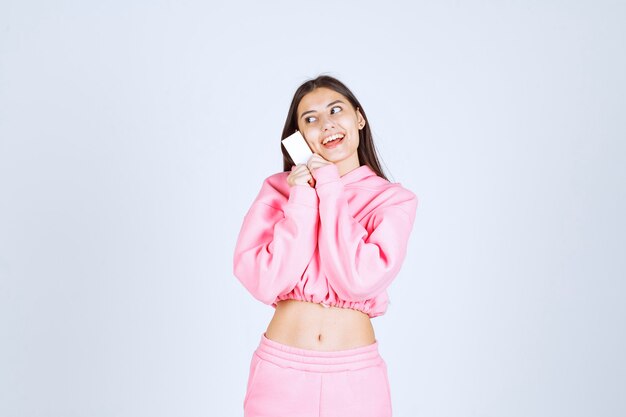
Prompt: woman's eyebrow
<box><xmin>300</xmin><ymin>109</ymin><xmax>316</xmax><ymax>119</ymax></box>
<box><xmin>300</xmin><ymin>100</ymin><xmax>346</xmax><ymax>119</ymax></box>
<box><xmin>326</xmin><ymin>99</ymin><xmax>344</xmax><ymax>108</ymax></box>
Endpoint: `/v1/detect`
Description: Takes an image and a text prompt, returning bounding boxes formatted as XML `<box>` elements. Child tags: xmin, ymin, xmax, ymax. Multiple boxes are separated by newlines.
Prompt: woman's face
<box><xmin>296</xmin><ymin>87</ymin><xmax>365</xmax><ymax>172</ymax></box>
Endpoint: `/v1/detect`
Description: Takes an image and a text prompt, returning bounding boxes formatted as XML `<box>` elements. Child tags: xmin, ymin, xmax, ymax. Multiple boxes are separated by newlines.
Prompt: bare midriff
<box><xmin>264</xmin><ymin>299</ymin><xmax>376</xmax><ymax>351</ymax></box>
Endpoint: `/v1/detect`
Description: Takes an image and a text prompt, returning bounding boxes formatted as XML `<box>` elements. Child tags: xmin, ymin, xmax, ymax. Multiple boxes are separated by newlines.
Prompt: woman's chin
<box><xmin>319</xmin><ymin>150</ymin><xmax>347</xmax><ymax>163</ymax></box>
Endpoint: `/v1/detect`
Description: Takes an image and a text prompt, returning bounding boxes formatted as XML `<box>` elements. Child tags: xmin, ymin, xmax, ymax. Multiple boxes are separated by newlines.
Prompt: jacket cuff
<box><xmin>288</xmin><ymin>184</ymin><xmax>318</xmax><ymax>208</ymax></box>
<box><xmin>312</xmin><ymin>163</ymin><xmax>340</xmax><ymax>187</ymax></box>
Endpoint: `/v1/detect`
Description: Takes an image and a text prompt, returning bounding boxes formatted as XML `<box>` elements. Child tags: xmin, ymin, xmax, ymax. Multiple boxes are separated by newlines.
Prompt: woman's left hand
<box><xmin>306</xmin><ymin>153</ymin><xmax>333</xmax><ymax>173</ymax></box>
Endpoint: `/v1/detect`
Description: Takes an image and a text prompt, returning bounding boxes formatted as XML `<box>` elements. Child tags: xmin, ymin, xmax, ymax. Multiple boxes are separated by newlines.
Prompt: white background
<box><xmin>1</xmin><ymin>1</ymin><xmax>624</xmax><ymax>416</ymax></box>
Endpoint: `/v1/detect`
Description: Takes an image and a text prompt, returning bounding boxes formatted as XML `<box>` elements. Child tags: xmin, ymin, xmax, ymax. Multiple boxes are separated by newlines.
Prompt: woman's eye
<box><xmin>330</xmin><ymin>106</ymin><xmax>342</xmax><ymax>114</ymax></box>
<box><xmin>305</xmin><ymin>116</ymin><xmax>317</xmax><ymax>123</ymax></box>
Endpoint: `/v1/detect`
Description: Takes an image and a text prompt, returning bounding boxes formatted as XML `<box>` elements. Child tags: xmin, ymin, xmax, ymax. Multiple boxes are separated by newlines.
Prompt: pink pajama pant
<box><xmin>243</xmin><ymin>333</ymin><xmax>392</xmax><ymax>417</ymax></box>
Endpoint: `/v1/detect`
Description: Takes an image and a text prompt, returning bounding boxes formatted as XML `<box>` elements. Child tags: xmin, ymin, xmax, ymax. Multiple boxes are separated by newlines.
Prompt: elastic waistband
<box><xmin>254</xmin><ymin>333</ymin><xmax>383</xmax><ymax>373</ymax></box>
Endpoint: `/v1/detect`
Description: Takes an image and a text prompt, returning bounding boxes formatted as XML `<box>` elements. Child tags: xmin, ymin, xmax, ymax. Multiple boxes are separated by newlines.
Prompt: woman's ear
<box><xmin>356</xmin><ymin>108</ymin><xmax>366</xmax><ymax>130</ymax></box>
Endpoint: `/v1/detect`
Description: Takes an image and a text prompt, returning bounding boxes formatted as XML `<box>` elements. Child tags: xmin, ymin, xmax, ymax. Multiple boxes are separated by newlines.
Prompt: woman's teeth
<box><xmin>322</xmin><ymin>134</ymin><xmax>345</xmax><ymax>145</ymax></box>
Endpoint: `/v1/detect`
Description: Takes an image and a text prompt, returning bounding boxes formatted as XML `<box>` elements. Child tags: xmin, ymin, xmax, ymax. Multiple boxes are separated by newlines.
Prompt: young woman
<box><xmin>233</xmin><ymin>75</ymin><xmax>418</xmax><ymax>417</ymax></box>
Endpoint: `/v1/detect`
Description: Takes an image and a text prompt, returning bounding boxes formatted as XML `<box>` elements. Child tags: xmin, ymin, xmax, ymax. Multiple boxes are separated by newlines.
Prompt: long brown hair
<box><xmin>281</xmin><ymin>75</ymin><xmax>388</xmax><ymax>180</ymax></box>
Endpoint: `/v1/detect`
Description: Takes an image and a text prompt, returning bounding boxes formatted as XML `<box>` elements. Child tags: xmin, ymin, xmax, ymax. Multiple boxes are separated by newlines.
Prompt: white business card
<box><xmin>281</xmin><ymin>131</ymin><xmax>313</xmax><ymax>165</ymax></box>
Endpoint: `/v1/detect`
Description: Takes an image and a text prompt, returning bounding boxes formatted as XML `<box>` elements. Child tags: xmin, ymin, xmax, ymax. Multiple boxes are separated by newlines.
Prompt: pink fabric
<box><xmin>244</xmin><ymin>333</ymin><xmax>392</xmax><ymax>417</ymax></box>
<box><xmin>233</xmin><ymin>163</ymin><xmax>417</xmax><ymax>318</ymax></box>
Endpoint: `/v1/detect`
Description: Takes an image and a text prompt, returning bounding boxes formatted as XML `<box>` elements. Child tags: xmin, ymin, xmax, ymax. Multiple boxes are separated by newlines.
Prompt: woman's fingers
<box><xmin>306</xmin><ymin>154</ymin><xmax>333</xmax><ymax>172</ymax></box>
<box><xmin>287</xmin><ymin>164</ymin><xmax>313</xmax><ymax>187</ymax></box>
<box><xmin>288</xmin><ymin>156</ymin><xmax>332</xmax><ymax>187</ymax></box>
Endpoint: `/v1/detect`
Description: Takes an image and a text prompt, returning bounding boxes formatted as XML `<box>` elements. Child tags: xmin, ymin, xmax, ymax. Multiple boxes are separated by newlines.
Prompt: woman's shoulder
<box><xmin>265</xmin><ymin>170</ymin><xmax>290</xmax><ymax>182</ymax></box>
<box><xmin>386</xmin><ymin>180</ymin><xmax>417</xmax><ymax>201</ymax></box>
<box><xmin>349</xmin><ymin>170</ymin><xmax>418</xmax><ymax>217</ymax></box>
<box><xmin>255</xmin><ymin>170</ymin><xmax>291</xmax><ymax>201</ymax></box>
<box><xmin>263</xmin><ymin>170</ymin><xmax>290</xmax><ymax>188</ymax></box>
<box><xmin>354</xmin><ymin>168</ymin><xmax>417</xmax><ymax>201</ymax></box>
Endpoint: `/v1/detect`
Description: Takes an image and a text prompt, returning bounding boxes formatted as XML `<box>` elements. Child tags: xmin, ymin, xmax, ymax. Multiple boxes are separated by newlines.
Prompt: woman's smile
<box><xmin>321</xmin><ymin>132</ymin><xmax>345</xmax><ymax>147</ymax></box>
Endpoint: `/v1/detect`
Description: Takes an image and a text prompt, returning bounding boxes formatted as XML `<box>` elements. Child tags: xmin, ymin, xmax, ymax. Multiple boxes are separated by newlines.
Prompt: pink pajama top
<box><xmin>233</xmin><ymin>163</ymin><xmax>417</xmax><ymax>318</ymax></box>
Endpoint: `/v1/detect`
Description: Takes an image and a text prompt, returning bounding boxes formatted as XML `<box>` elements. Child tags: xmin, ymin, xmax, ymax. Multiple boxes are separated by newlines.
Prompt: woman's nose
<box><xmin>320</xmin><ymin>115</ymin><xmax>334</xmax><ymax>131</ymax></box>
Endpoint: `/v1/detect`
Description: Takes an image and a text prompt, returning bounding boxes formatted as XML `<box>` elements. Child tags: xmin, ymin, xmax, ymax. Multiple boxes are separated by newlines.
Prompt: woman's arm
<box><xmin>313</xmin><ymin>164</ymin><xmax>417</xmax><ymax>302</ymax></box>
<box><xmin>233</xmin><ymin>178</ymin><xmax>319</xmax><ymax>305</ymax></box>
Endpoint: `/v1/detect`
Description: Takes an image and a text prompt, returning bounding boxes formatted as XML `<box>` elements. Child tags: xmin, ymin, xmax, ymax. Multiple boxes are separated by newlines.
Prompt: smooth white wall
<box><xmin>1</xmin><ymin>1</ymin><xmax>624</xmax><ymax>416</ymax></box>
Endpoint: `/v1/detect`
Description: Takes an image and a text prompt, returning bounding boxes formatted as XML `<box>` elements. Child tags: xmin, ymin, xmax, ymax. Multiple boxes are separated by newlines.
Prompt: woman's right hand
<box><xmin>287</xmin><ymin>164</ymin><xmax>315</xmax><ymax>188</ymax></box>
